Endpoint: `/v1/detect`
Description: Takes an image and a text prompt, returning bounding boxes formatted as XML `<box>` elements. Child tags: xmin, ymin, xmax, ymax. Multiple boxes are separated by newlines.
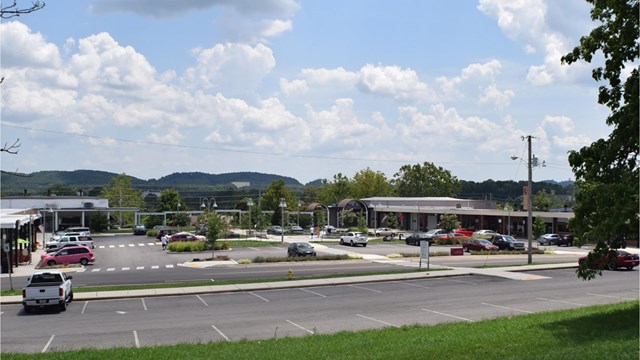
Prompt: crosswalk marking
<box><xmin>107</xmin><ymin>268</ymin><xmax>115</xmax><ymax>271</ymax></box>
<box><xmin>92</xmin><ymin>268</ymin><xmax>101</xmax><ymax>272</ymax></box>
<box><xmin>122</xmin><ymin>267</ymin><xmax>130</xmax><ymax>271</ymax></box>
<box><xmin>151</xmin><ymin>265</ymin><xmax>159</xmax><ymax>269</ymax></box>
<box><xmin>109</xmin><ymin>245</ymin><xmax>115</xmax><ymax>248</ymax></box>
<box><xmin>98</xmin><ymin>243</ymin><xmax>160</xmax><ymax>249</ymax></box>
<box><xmin>119</xmin><ymin>244</ymin><xmax>125</xmax><ymax>248</ymax></box>
<box><xmin>128</xmin><ymin>244</ymin><xmax>135</xmax><ymax>247</ymax></box>
<box><xmin>165</xmin><ymin>265</ymin><xmax>174</xmax><ymax>268</ymax></box>
<box><xmin>136</xmin><ymin>266</ymin><xmax>144</xmax><ymax>270</ymax></box>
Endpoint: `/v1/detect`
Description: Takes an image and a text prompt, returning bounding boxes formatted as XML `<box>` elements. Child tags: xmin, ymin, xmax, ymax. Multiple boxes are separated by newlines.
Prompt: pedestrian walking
<box><xmin>310</xmin><ymin>226</ymin><xmax>314</xmax><ymax>239</ymax></box>
<box><xmin>161</xmin><ymin>234</ymin><xmax>169</xmax><ymax>250</ymax></box>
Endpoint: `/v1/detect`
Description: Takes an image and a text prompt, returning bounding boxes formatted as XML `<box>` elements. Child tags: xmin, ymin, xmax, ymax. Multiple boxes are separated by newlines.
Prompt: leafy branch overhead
<box><xmin>1</xmin><ymin>0</ymin><xmax>45</xmax><ymax>18</ymax></box>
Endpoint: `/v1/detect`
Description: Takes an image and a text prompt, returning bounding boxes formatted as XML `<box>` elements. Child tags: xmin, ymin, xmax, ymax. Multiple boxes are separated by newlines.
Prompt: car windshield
<box><xmin>297</xmin><ymin>243</ymin><xmax>312</xmax><ymax>249</ymax></box>
<box><xmin>503</xmin><ymin>236</ymin><xmax>516</xmax><ymax>242</ymax></box>
<box><xmin>479</xmin><ymin>240</ymin><xmax>491</xmax><ymax>245</ymax></box>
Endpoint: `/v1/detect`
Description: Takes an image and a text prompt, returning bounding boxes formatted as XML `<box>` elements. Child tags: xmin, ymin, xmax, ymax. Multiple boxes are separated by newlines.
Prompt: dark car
<box><xmin>463</xmin><ymin>239</ymin><xmax>499</xmax><ymax>252</ymax></box>
<box><xmin>579</xmin><ymin>250</ymin><xmax>640</xmax><ymax>271</ymax></box>
<box><xmin>133</xmin><ymin>225</ymin><xmax>147</xmax><ymax>235</ymax></box>
<box><xmin>488</xmin><ymin>234</ymin><xmax>525</xmax><ymax>251</ymax></box>
<box><xmin>405</xmin><ymin>232</ymin><xmax>433</xmax><ymax>246</ymax></box>
<box><xmin>267</xmin><ymin>225</ymin><xmax>284</xmax><ymax>235</ymax></box>
<box><xmin>557</xmin><ymin>233</ymin><xmax>574</xmax><ymax>247</ymax></box>
<box><xmin>288</xmin><ymin>242</ymin><xmax>316</xmax><ymax>257</ymax></box>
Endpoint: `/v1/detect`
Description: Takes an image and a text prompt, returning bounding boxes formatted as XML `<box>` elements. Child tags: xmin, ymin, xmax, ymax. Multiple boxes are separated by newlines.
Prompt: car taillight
<box><xmin>59</xmin><ymin>288</ymin><xmax>63</xmax><ymax>296</ymax></box>
<box><xmin>22</xmin><ymin>289</ymin><xmax>26</xmax><ymax>298</ymax></box>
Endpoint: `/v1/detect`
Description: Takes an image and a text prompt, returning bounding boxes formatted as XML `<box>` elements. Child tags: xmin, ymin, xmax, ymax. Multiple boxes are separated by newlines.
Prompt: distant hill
<box><xmin>0</xmin><ymin>170</ymin><xmax>302</xmax><ymax>195</ymax></box>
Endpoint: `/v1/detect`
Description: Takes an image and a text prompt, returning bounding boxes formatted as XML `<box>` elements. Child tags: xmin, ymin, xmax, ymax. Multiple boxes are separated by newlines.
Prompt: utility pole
<box><xmin>526</xmin><ymin>135</ymin><xmax>533</xmax><ymax>264</ymax></box>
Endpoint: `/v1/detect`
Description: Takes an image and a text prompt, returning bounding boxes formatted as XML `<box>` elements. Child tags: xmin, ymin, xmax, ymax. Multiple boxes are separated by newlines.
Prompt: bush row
<box><xmin>167</xmin><ymin>241</ymin><xmax>229</xmax><ymax>252</ymax></box>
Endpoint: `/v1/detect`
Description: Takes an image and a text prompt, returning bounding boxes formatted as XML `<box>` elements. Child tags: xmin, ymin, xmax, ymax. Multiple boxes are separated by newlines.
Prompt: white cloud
<box><xmin>437</xmin><ymin>59</ymin><xmax>502</xmax><ymax>99</ymax></box>
<box><xmin>542</xmin><ymin>115</ymin><xmax>574</xmax><ymax>133</ymax></box>
<box><xmin>357</xmin><ymin>64</ymin><xmax>435</xmax><ymax>102</ymax></box>
<box><xmin>479</xmin><ymin>84</ymin><xmax>515</xmax><ymax>108</ymax></box>
<box><xmin>279</xmin><ymin>78</ymin><xmax>309</xmax><ymax>95</ymax></box>
<box><xmin>300</xmin><ymin>67</ymin><xmax>358</xmax><ymax>85</ymax></box>
<box><xmin>0</xmin><ymin>21</ymin><xmax>62</xmax><ymax>68</ymax></box>
<box><xmin>148</xmin><ymin>128</ymin><xmax>185</xmax><ymax>146</ymax></box>
<box><xmin>92</xmin><ymin>0</ymin><xmax>299</xmax><ymax>18</ymax></box>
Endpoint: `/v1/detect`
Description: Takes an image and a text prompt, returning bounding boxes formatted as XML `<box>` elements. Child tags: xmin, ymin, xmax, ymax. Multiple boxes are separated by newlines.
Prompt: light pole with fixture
<box><xmin>247</xmin><ymin>198</ymin><xmax>254</xmax><ymax>234</ymax></box>
<box><xmin>297</xmin><ymin>201</ymin><xmax>301</xmax><ymax>226</ymax></box>
<box><xmin>200</xmin><ymin>198</ymin><xmax>218</xmax><ymax>212</ymax></box>
<box><xmin>512</xmin><ymin>135</ymin><xmax>545</xmax><ymax>264</ymax></box>
<box><xmin>279</xmin><ymin>198</ymin><xmax>286</xmax><ymax>243</ymax></box>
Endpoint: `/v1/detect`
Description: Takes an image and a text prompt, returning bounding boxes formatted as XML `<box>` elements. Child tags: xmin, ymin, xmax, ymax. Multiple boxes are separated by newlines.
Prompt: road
<box><xmin>1</xmin><ymin>268</ymin><xmax>637</xmax><ymax>353</ymax></box>
<box><xmin>1</xmin><ymin>234</ymin><xmax>585</xmax><ymax>290</ymax></box>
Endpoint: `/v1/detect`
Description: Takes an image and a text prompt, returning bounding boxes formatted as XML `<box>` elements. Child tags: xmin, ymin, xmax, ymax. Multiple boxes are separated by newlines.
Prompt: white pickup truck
<box><xmin>46</xmin><ymin>235</ymin><xmax>94</xmax><ymax>252</ymax></box>
<box><xmin>22</xmin><ymin>270</ymin><xmax>74</xmax><ymax>312</ymax></box>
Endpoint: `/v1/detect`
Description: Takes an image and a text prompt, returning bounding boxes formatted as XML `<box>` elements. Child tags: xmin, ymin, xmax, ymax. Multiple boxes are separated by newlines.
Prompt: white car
<box><xmin>374</xmin><ymin>228</ymin><xmax>397</xmax><ymax>237</ymax></box>
<box><xmin>340</xmin><ymin>232</ymin><xmax>368</xmax><ymax>247</ymax></box>
<box><xmin>472</xmin><ymin>229</ymin><xmax>497</xmax><ymax>237</ymax></box>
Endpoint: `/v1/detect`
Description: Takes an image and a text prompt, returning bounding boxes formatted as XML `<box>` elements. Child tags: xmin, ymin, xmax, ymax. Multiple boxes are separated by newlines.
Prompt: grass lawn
<box><xmin>3</xmin><ymin>301</ymin><xmax>637</xmax><ymax>359</ymax></box>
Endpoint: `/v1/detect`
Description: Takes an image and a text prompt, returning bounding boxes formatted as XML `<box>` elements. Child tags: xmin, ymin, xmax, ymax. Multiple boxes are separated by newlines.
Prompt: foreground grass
<box><xmin>3</xmin><ymin>301</ymin><xmax>638</xmax><ymax>359</ymax></box>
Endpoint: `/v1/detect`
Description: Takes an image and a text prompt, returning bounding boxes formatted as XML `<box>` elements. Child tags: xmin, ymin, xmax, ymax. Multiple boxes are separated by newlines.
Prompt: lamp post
<box><xmin>247</xmin><ymin>198</ymin><xmax>254</xmax><ymax>233</ymax></box>
<box><xmin>200</xmin><ymin>198</ymin><xmax>218</xmax><ymax>212</ymax></box>
<box><xmin>512</xmin><ymin>135</ymin><xmax>545</xmax><ymax>264</ymax></box>
<box><xmin>279</xmin><ymin>198</ymin><xmax>286</xmax><ymax>243</ymax></box>
<box><xmin>297</xmin><ymin>201</ymin><xmax>301</xmax><ymax>226</ymax></box>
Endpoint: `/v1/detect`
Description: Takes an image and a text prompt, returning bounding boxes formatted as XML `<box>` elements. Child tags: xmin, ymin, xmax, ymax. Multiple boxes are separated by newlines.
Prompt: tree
<box><xmin>439</xmin><ymin>214</ymin><xmax>460</xmax><ymax>237</ymax></box>
<box><xmin>392</xmin><ymin>162</ymin><xmax>461</xmax><ymax>197</ymax></box>
<box><xmin>316</xmin><ymin>173</ymin><xmax>352</xmax><ymax>205</ymax></box>
<box><xmin>1</xmin><ymin>1</ymin><xmax>45</xmax><ymax>19</ymax></box>
<box><xmin>533</xmin><ymin>216</ymin><xmax>546</xmax><ymax>239</ymax></box>
<box><xmin>533</xmin><ymin>190</ymin><xmax>563</xmax><ymax>211</ymax></box>
<box><xmin>260</xmin><ymin>180</ymin><xmax>293</xmax><ymax>226</ymax></box>
<box><xmin>351</xmin><ymin>168</ymin><xmax>393</xmax><ymax>199</ymax></box>
<box><xmin>561</xmin><ymin>0</ymin><xmax>639</xmax><ymax>280</ymax></box>
<box><xmin>101</xmin><ymin>174</ymin><xmax>144</xmax><ymax>227</ymax></box>
<box><xmin>89</xmin><ymin>212</ymin><xmax>109</xmax><ymax>232</ymax></box>
<box><xmin>206</xmin><ymin>211</ymin><xmax>229</xmax><ymax>260</ymax></box>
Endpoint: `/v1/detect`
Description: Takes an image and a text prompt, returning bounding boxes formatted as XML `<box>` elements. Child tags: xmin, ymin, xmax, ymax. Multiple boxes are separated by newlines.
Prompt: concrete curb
<box><xmin>0</xmin><ymin>263</ymin><xmax>578</xmax><ymax>305</ymax></box>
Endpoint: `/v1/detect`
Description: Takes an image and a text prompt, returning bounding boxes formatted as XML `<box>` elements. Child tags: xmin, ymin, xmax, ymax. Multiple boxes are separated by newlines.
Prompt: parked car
<box><xmin>423</xmin><ymin>229</ymin><xmax>448</xmax><ymax>240</ymax></box>
<box><xmin>287</xmin><ymin>225</ymin><xmax>304</xmax><ymax>234</ymax></box>
<box><xmin>463</xmin><ymin>239</ymin><xmax>499</xmax><ymax>252</ymax></box>
<box><xmin>405</xmin><ymin>232</ymin><xmax>433</xmax><ymax>246</ymax></box>
<box><xmin>454</xmin><ymin>228</ymin><xmax>475</xmax><ymax>237</ymax></box>
<box><xmin>40</xmin><ymin>245</ymin><xmax>95</xmax><ymax>266</ymax></box>
<box><xmin>472</xmin><ymin>229</ymin><xmax>497</xmax><ymax>237</ymax></box>
<box><xmin>133</xmin><ymin>225</ymin><xmax>147</xmax><ymax>235</ymax></box>
<box><xmin>433</xmin><ymin>233</ymin><xmax>469</xmax><ymax>244</ymax></box>
<box><xmin>46</xmin><ymin>235</ymin><xmax>94</xmax><ymax>252</ymax></box>
<box><xmin>287</xmin><ymin>242</ymin><xmax>316</xmax><ymax>257</ymax></box>
<box><xmin>537</xmin><ymin>233</ymin><xmax>561</xmax><ymax>246</ymax></box>
<box><xmin>340</xmin><ymin>232</ymin><xmax>368</xmax><ymax>247</ymax></box>
<box><xmin>488</xmin><ymin>234</ymin><xmax>525</xmax><ymax>251</ymax></box>
<box><xmin>169</xmin><ymin>232</ymin><xmax>206</xmax><ymax>242</ymax></box>
<box><xmin>22</xmin><ymin>270</ymin><xmax>73</xmax><ymax>313</ymax></box>
<box><xmin>323</xmin><ymin>225</ymin><xmax>337</xmax><ymax>233</ymax></box>
<box><xmin>267</xmin><ymin>225</ymin><xmax>284</xmax><ymax>235</ymax></box>
<box><xmin>156</xmin><ymin>228</ymin><xmax>179</xmax><ymax>240</ymax></box>
<box><xmin>374</xmin><ymin>228</ymin><xmax>397</xmax><ymax>237</ymax></box>
<box><xmin>579</xmin><ymin>250</ymin><xmax>640</xmax><ymax>270</ymax></box>
<box><xmin>557</xmin><ymin>233</ymin><xmax>574</xmax><ymax>246</ymax></box>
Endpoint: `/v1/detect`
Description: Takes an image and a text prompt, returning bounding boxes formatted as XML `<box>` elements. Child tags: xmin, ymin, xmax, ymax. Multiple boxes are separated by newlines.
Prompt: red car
<box><xmin>463</xmin><ymin>239</ymin><xmax>499</xmax><ymax>252</ymax></box>
<box><xmin>454</xmin><ymin>228</ymin><xmax>474</xmax><ymax>237</ymax></box>
<box><xmin>169</xmin><ymin>232</ymin><xmax>206</xmax><ymax>242</ymax></box>
<box><xmin>579</xmin><ymin>250</ymin><xmax>640</xmax><ymax>271</ymax></box>
<box><xmin>40</xmin><ymin>245</ymin><xmax>95</xmax><ymax>266</ymax></box>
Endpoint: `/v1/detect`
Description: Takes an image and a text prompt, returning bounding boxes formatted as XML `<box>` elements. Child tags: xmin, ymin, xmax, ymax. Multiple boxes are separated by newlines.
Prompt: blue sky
<box><xmin>1</xmin><ymin>0</ymin><xmax>613</xmax><ymax>184</ymax></box>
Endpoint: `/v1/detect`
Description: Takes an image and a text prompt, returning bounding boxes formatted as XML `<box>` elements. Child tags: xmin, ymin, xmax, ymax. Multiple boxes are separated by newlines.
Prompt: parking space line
<box><xmin>141</xmin><ymin>298</ymin><xmax>147</xmax><ymax>311</ymax></box>
<box><xmin>211</xmin><ymin>325</ymin><xmax>230</xmax><ymax>342</ymax></box>
<box><xmin>421</xmin><ymin>308</ymin><xmax>474</xmax><ymax>322</ymax></box>
<box><xmin>42</xmin><ymin>335</ymin><xmax>55</xmax><ymax>353</ymax></box>
<box><xmin>536</xmin><ymin>297</ymin><xmax>586</xmax><ymax>306</ymax></box>
<box><xmin>347</xmin><ymin>284</ymin><xmax>382</xmax><ymax>293</ymax></box>
<box><xmin>133</xmin><ymin>330</ymin><xmax>140</xmax><ymax>348</ymax></box>
<box><xmin>286</xmin><ymin>319</ymin><xmax>315</xmax><ymax>334</ymax></box>
<box><xmin>299</xmin><ymin>288</ymin><xmax>327</xmax><ymax>298</ymax></box>
<box><xmin>448</xmin><ymin>279</ymin><xmax>478</xmax><ymax>285</ymax></box>
<box><xmin>586</xmin><ymin>293</ymin><xmax>636</xmax><ymax>301</ymax></box>
<box><xmin>356</xmin><ymin>314</ymin><xmax>399</xmax><ymax>328</ymax></box>
<box><xmin>81</xmin><ymin>301</ymin><xmax>88</xmax><ymax>314</ymax></box>
<box><xmin>249</xmin><ymin>292</ymin><xmax>270</xmax><ymax>302</ymax></box>
<box><xmin>396</xmin><ymin>281</ymin><xmax>430</xmax><ymax>289</ymax></box>
<box><xmin>482</xmin><ymin>302</ymin><xmax>532</xmax><ymax>313</ymax></box>
<box><xmin>247</xmin><ymin>247</ymin><xmax>262</xmax><ymax>251</ymax></box>
<box><xmin>196</xmin><ymin>295</ymin><xmax>208</xmax><ymax>307</ymax></box>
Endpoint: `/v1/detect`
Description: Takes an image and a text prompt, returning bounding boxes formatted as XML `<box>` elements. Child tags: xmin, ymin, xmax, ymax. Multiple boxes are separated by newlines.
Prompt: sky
<box><xmin>0</xmin><ymin>0</ymin><xmax>614</xmax><ymax>185</ymax></box>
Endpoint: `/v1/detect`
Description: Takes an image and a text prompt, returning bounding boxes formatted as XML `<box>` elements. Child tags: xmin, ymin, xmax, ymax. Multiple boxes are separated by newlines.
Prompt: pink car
<box><xmin>40</xmin><ymin>245</ymin><xmax>95</xmax><ymax>266</ymax></box>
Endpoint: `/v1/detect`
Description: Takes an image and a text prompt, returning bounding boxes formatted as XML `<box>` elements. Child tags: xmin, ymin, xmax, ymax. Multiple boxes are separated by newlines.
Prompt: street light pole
<box><xmin>247</xmin><ymin>198</ymin><xmax>254</xmax><ymax>234</ymax></box>
<box><xmin>281</xmin><ymin>199</ymin><xmax>286</xmax><ymax>241</ymax></box>
<box><xmin>526</xmin><ymin>136</ymin><xmax>533</xmax><ymax>264</ymax></box>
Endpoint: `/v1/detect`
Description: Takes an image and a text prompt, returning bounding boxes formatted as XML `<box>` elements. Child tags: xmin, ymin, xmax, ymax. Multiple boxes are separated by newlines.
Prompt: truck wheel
<box><xmin>69</xmin><ymin>291</ymin><xmax>74</xmax><ymax>302</ymax></box>
<box><xmin>47</xmin><ymin>260</ymin><xmax>56</xmax><ymax>266</ymax></box>
<box><xmin>23</xmin><ymin>305</ymin><xmax>32</xmax><ymax>314</ymax></box>
<box><xmin>59</xmin><ymin>300</ymin><xmax>67</xmax><ymax>312</ymax></box>
<box><xmin>80</xmin><ymin>258</ymin><xmax>88</xmax><ymax>265</ymax></box>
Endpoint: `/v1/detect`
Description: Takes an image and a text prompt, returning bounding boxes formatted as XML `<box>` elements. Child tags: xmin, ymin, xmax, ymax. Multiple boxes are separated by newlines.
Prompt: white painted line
<box><xmin>138</xmin><ymin>244</ymin><xmax>145</xmax><ymax>246</ymax></box>
<box><xmin>141</xmin><ymin>298</ymin><xmax>147</xmax><ymax>311</ymax></box>
<box><xmin>99</xmin><ymin>246</ymin><xmax>106</xmax><ymax>249</ymax></box>
<box><xmin>42</xmin><ymin>335</ymin><xmax>55</xmax><ymax>353</ymax></box>
<box><xmin>136</xmin><ymin>266</ymin><xmax>144</xmax><ymax>270</ymax></box>
<box><xmin>75</xmin><ymin>268</ymin><xmax>87</xmax><ymax>273</ymax></box>
<box><xmin>147</xmin><ymin>243</ymin><xmax>155</xmax><ymax>246</ymax></box>
<box><xmin>536</xmin><ymin>297</ymin><xmax>586</xmax><ymax>306</ymax></box>
<box><xmin>81</xmin><ymin>301</ymin><xmax>88</xmax><ymax>314</ymax></box>
<box><xmin>348</xmin><ymin>284</ymin><xmax>382</xmax><ymax>293</ymax></box>
<box><xmin>586</xmin><ymin>293</ymin><xmax>636</xmax><ymax>301</ymax></box>
<box><xmin>122</xmin><ymin>267</ymin><xmax>130</xmax><ymax>271</ymax></box>
<box><xmin>128</xmin><ymin>244</ymin><xmax>135</xmax><ymax>247</ymax></box>
<box><xmin>107</xmin><ymin>268</ymin><xmax>115</xmax><ymax>272</ymax></box>
<box><xmin>151</xmin><ymin>265</ymin><xmax>159</xmax><ymax>269</ymax></box>
<box><xmin>356</xmin><ymin>314</ymin><xmax>399</xmax><ymax>328</ymax></box>
<box><xmin>248</xmin><ymin>247</ymin><xmax>261</xmax><ymax>251</ymax></box>
<box><xmin>165</xmin><ymin>265</ymin><xmax>174</xmax><ymax>268</ymax></box>
<box><xmin>133</xmin><ymin>330</ymin><xmax>140</xmax><ymax>348</ymax></box>
<box><xmin>91</xmin><ymin>269</ymin><xmax>101</xmax><ymax>272</ymax></box>
<box><xmin>119</xmin><ymin>244</ymin><xmax>125</xmax><ymax>248</ymax></box>
<box><xmin>249</xmin><ymin>292</ymin><xmax>270</xmax><ymax>302</ymax></box>
<box><xmin>212</xmin><ymin>325</ymin><xmax>230</xmax><ymax>342</ymax></box>
<box><xmin>196</xmin><ymin>295</ymin><xmax>208</xmax><ymax>307</ymax></box>
<box><xmin>448</xmin><ymin>279</ymin><xmax>477</xmax><ymax>285</ymax></box>
<box><xmin>482</xmin><ymin>302</ymin><xmax>532</xmax><ymax>314</ymax></box>
<box><xmin>109</xmin><ymin>245</ymin><xmax>115</xmax><ymax>248</ymax></box>
<box><xmin>299</xmin><ymin>288</ymin><xmax>327</xmax><ymax>298</ymax></box>
<box><xmin>397</xmin><ymin>281</ymin><xmax>430</xmax><ymax>289</ymax></box>
<box><xmin>287</xmin><ymin>319</ymin><xmax>314</xmax><ymax>334</ymax></box>
<box><xmin>421</xmin><ymin>308</ymin><xmax>474</xmax><ymax>322</ymax></box>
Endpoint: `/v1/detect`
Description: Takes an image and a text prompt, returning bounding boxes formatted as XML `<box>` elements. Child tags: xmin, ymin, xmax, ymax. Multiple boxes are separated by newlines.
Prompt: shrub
<box><xmin>147</xmin><ymin>229</ymin><xmax>159</xmax><ymax>238</ymax></box>
<box><xmin>167</xmin><ymin>241</ymin><xmax>206</xmax><ymax>252</ymax></box>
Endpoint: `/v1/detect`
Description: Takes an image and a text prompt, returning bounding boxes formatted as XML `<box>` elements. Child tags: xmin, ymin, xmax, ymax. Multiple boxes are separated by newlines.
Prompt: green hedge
<box><xmin>167</xmin><ymin>241</ymin><xmax>230</xmax><ymax>252</ymax></box>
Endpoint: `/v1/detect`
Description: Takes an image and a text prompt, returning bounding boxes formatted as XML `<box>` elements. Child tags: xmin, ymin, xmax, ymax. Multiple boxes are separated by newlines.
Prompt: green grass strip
<box><xmin>2</xmin><ymin>301</ymin><xmax>637</xmax><ymax>359</ymax></box>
